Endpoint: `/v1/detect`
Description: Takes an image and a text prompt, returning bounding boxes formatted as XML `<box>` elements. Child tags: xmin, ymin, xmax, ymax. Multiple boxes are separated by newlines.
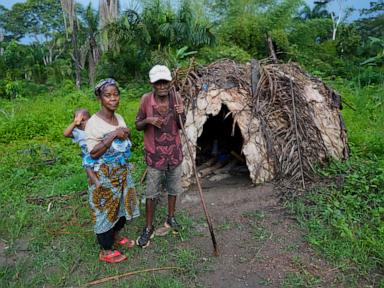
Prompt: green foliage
<box><xmin>336</xmin><ymin>24</ymin><xmax>362</xmax><ymax>57</ymax></box>
<box><xmin>150</xmin><ymin>46</ymin><xmax>197</xmax><ymax>69</ymax></box>
<box><xmin>217</xmin><ymin>0</ymin><xmax>304</xmax><ymax>58</ymax></box>
<box><xmin>288</xmin><ymin>81</ymin><xmax>384</xmax><ymax>282</ymax></box>
<box><xmin>332</xmin><ymin>80</ymin><xmax>384</xmax><ymax>157</ymax></box>
<box><xmin>0</xmin><ymin>0</ymin><xmax>382</xmax><ymax>91</ymax></box>
<box><xmin>361</xmin><ymin>37</ymin><xmax>384</xmax><ymax>66</ymax></box>
<box><xmin>297</xmin><ymin>1</ymin><xmax>330</xmax><ymax>20</ymax></box>
<box><xmin>0</xmin><ymin>79</ymin><xmax>48</xmax><ymax>99</ymax></box>
<box><xmin>290</xmin><ymin>157</ymin><xmax>384</xmax><ymax>276</ymax></box>
<box><xmin>0</xmin><ymin>0</ymin><xmax>64</xmax><ymax>40</ymax></box>
<box><xmin>198</xmin><ymin>44</ymin><xmax>251</xmax><ymax>63</ymax></box>
<box><xmin>353</xmin><ymin>66</ymin><xmax>384</xmax><ymax>86</ymax></box>
<box><xmin>141</xmin><ymin>0</ymin><xmax>215</xmax><ymax>50</ymax></box>
<box><xmin>357</xmin><ymin>0</ymin><xmax>384</xmax><ymax>41</ymax></box>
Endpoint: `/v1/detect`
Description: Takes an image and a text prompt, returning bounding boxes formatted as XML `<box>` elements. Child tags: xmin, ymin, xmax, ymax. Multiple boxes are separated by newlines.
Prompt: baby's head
<box><xmin>74</xmin><ymin>108</ymin><xmax>91</xmax><ymax>130</ymax></box>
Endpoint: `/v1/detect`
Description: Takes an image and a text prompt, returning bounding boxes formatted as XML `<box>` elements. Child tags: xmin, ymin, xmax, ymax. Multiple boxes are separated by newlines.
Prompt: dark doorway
<box><xmin>196</xmin><ymin>105</ymin><xmax>248</xmax><ymax>177</ymax></box>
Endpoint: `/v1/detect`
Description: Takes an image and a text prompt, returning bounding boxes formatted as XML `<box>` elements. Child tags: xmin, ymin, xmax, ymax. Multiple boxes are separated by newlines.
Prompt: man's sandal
<box><xmin>99</xmin><ymin>250</ymin><xmax>127</xmax><ymax>263</ymax></box>
<box><xmin>115</xmin><ymin>237</ymin><xmax>135</xmax><ymax>248</ymax></box>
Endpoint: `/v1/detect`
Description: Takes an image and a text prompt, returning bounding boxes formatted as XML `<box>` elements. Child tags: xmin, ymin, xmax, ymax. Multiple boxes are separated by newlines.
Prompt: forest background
<box><xmin>0</xmin><ymin>0</ymin><xmax>383</xmax><ymax>287</ymax></box>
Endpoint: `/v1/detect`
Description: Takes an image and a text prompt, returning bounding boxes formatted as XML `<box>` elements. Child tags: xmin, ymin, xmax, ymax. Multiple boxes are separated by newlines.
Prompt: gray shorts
<box><xmin>145</xmin><ymin>165</ymin><xmax>183</xmax><ymax>199</ymax></box>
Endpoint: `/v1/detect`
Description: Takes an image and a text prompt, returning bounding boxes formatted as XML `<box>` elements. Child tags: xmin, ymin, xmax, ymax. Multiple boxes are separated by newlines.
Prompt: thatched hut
<box><xmin>173</xmin><ymin>59</ymin><xmax>349</xmax><ymax>189</ymax></box>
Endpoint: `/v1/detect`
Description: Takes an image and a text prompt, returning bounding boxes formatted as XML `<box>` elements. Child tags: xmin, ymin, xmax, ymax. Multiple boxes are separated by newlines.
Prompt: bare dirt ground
<box><xmin>179</xmin><ymin>174</ymin><xmax>343</xmax><ymax>288</ymax></box>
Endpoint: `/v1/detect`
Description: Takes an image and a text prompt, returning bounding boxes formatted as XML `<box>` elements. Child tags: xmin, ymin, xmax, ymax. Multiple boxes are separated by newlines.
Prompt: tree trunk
<box><xmin>88</xmin><ymin>37</ymin><xmax>100</xmax><ymax>87</ymax></box>
<box><xmin>267</xmin><ymin>35</ymin><xmax>277</xmax><ymax>64</ymax></box>
<box><xmin>251</xmin><ymin>59</ymin><xmax>260</xmax><ymax>97</ymax></box>
<box><xmin>72</xmin><ymin>19</ymin><xmax>81</xmax><ymax>89</ymax></box>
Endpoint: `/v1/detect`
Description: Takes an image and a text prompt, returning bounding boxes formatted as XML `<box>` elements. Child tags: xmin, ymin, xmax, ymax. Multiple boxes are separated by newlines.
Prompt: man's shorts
<box><xmin>145</xmin><ymin>164</ymin><xmax>182</xmax><ymax>199</ymax></box>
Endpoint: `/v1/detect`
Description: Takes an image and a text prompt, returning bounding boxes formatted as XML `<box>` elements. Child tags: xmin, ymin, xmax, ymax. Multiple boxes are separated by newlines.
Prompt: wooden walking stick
<box><xmin>171</xmin><ymin>86</ymin><xmax>219</xmax><ymax>256</ymax></box>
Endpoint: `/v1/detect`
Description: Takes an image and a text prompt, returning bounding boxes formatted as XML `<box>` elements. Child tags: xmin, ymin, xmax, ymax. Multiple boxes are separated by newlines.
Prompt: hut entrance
<box><xmin>196</xmin><ymin>105</ymin><xmax>249</xmax><ymax>180</ymax></box>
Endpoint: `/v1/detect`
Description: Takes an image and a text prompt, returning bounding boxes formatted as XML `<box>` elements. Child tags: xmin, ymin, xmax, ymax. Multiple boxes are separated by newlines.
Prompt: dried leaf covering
<box><xmin>172</xmin><ymin>59</ymin><xmax>349</xmax><ymax>191</ymax></box>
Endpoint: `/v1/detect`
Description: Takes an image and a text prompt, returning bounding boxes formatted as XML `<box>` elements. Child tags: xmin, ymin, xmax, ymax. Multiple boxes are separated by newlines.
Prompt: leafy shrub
<box><xmin>0</xmin><ymin>113</ymin><xmax>51</xmax><ymax>143</ymax></box>
<box><xmin>0</xmin><ymin>80</ymin><xmax>49</xmax><ymax>99</ymax></box>
<box><xmin>353</xmin><ymin>66</ymin><xmax>384</xmax><ymax>86</ymax></box>
<box><xmin>291</xmin><ymin>157</ymin><xmax>384</xmax><ymax>276</ymax></box>
<box><xmin>198</xmin><ymin>44</ymin><xmax>251</xmax><ymax>63</ymax></box>
<box><xmin>121</xmin><ymin>81</ymin><xmax>151</xmax><ymax>100</ymax></box>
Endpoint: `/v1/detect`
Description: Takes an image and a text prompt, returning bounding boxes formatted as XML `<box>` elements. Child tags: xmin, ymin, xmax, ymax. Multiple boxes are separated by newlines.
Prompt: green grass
<box><xmin>287</xmin><ymin>80</ymin><xmax>384</xmax><ymax>286</ymax></box>
<box><xmin>0</xmin><ymin>86</ymin><xmax>205</xmax><ymax>287</ymax></box>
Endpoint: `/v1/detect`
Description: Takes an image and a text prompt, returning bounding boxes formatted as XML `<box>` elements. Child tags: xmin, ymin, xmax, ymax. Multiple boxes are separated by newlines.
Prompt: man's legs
<box><xmin>145</xmin><ymin>197</ymin><xmax>156</xmax><ymax>228</ymax></box>
<box><xmin>136</xmin><ymin>167</ymin><xmax>161</xmax><ymax>248</ymax></box>
<box><xmin>168</xmin><ymin>195</ymin><xmax>176</xmax><ymax>218</ymax></box>
<box><xmin>155</xmin><ymin>165</ymin><xmax>183</xmax><ymax>236</ymax></box>
<box><xmin>165</xmin><ymin>164</ymin><xmax>182</xmax><ymax>217</ymax></box>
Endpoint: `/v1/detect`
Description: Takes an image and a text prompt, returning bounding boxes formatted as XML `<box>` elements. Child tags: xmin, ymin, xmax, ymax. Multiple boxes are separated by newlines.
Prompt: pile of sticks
<box><xmin>254</xmin><ymin>64</ymin><xmax>327</xmax><ymax>192</ymax></box>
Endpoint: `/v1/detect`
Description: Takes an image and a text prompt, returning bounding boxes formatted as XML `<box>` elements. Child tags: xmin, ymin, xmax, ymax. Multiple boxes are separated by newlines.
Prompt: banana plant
<box><xmin>361</xmin><ymin>37</ymin><xmax>384</xmax><ymax>66</ymax></box>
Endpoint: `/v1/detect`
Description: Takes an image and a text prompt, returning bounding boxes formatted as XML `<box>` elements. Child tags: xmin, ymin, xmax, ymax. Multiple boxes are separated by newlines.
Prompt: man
<box><xmin>135</xmin><ymin>65</ymin><xmax>186</xmax><ymax>248</ymax></box>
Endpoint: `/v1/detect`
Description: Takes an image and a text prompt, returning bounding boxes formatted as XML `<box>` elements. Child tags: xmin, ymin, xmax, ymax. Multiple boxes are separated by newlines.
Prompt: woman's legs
<box><xmin>96</xmin><ymin>216</ymin><xmax>127</xmax><ymax>249</ymax></box>
<box><xmin>97</xmin><ymin>217</ymin><xmax>128</xmax><ymax>262</ymax></box>
<box><xmin>112</xmin><ymin>217</ymin><xmax>134</xmax><ymax>247</ymax></box>
<box><xmin>97</xmin><ymin>229</ymin><xmax>115</xmax><ymax>250</ymax></box>
<box><xmin>113</xmin><ymin>217</ymin><xmax>126</xmax><ymax>233</ymax></box>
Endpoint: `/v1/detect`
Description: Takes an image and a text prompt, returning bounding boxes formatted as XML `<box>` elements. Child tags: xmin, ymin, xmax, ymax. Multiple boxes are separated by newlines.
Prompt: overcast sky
<box><xmin>1</xmin><ymin>0</ymin><xmax>371</xmax><ymax>20</ymax></box>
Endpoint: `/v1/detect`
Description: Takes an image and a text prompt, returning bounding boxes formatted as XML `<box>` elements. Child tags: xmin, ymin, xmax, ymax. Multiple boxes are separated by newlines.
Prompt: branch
<box><xmin>82</xmin><ymin>267</ymin><xmax>184</xmax><ymax>287</ymax></box>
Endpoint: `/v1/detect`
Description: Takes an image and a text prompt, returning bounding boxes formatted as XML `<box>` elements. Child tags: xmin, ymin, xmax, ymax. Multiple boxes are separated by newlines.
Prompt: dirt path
<box><xmin>179</xmin><ymin>175</ymin><xmax>342</xmax><ymax>287</ymax></box>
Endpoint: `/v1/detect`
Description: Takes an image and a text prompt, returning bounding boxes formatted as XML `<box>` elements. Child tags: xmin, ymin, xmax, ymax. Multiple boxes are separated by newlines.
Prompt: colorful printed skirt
<box><xmin>88</xmin><ymin>162</ymin><xmax>140</xmax><ymax>234</ymax></box>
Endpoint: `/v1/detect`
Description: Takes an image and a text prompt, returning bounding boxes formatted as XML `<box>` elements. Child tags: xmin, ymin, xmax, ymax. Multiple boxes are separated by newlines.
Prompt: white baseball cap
<box><xmin>149</xmin><ymin>65</ymin><xmax>172</xmax><ymax>83</ymax></box>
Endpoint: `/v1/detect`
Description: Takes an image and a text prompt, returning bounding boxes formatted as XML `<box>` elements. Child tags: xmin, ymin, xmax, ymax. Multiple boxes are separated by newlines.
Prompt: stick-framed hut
<box><xmin>173</xmin><ymin>59</ymin><xmax>349</xmax><ymax>189</ymax></box>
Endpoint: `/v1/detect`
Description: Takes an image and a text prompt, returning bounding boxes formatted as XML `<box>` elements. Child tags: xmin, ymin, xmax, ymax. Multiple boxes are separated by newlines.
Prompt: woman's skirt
<box><xmin>88</xmin><ymin>163</ymin><xmax>140</xmax><ymax>234</ymax></box>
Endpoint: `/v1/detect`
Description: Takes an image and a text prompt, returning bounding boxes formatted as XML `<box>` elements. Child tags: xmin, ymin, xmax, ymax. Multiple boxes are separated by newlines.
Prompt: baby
<box><xmin>63</xmin><ymin>108</ymin><xmax>100</xmax><ymax>188</ymax></box>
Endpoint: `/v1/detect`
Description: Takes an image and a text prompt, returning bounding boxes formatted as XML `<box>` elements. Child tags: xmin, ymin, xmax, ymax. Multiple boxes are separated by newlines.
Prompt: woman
<box><xmin>85</xmin><ymin>78</ymin><xmax>139</xmax><ymax>263</ymax></box>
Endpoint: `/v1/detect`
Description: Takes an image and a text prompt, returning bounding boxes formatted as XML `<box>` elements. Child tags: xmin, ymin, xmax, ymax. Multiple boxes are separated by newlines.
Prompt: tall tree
<box><xmin>99</xmin><ymin>0</ymin><xmax>120</xmax><ymax>51</ymax></box>
<box><xmin>61</xmin><ymin>0</ymin><xmax>82</xmax><ymax>88</ymax></box>
<box><xmin>357</xmin><ymin>0</ymin><xmax>384</xmax><ymax>40</ymax></box>
<box><xmin>82</xmin><ymin>4</ymin><xmax>100</xmax><ymax>86</ymax></box>
<box><xmin>214</xmin><ymin>0</ymin><xmax>303</xmax><ymax>59</ymax></box>
<box><xmin>99</xmin><ymin>0</ymin><xmax>119</xmax><ymax>27</ymax></box>
<box><xmin>0</xmin><ymin>0</ymin><xmax>63</xmax><ymax>41</ymax></box>
<box><xmin>330</xmin><ymin>0</ymin><xmax>348</xmax><ymax>40</ymax></box>
<box><xmin>298</xmin><ymin>1</ymin><xmax>330</xmax><ymax>19</ymax></box>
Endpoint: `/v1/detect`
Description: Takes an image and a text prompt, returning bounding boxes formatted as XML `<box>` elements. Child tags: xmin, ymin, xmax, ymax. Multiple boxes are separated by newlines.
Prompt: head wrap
<box><xmin>94</xmin><ymin>78</ymin><xmax>118</xmax><ymax>97</ymax></box>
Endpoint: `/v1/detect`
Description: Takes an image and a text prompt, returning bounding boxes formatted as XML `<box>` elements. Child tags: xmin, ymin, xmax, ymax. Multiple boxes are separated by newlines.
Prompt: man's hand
<box><xmin>174</xmin><ymin>104</ymin><xmax>184</xmax><ymax>114</ymax></box>
<box><xmin>146</xmin><ymin>117</ymin><xmax>163</xmax><ymax>128</ymax></box>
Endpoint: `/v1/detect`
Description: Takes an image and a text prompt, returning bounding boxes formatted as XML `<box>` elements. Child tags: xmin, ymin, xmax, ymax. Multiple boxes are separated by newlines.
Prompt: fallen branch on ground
<box><xmin>27</xmin><ymin>190</ymin><xmax>87</xmax><ymax>205</ymax></box>
<box><xmin>81</xmin><ymin>266</ymin><xmax>184</xmax><ymax>287</ymax></box>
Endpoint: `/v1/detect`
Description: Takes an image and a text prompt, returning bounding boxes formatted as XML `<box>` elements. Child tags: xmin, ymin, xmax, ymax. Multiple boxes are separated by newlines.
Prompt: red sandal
<box><xmin>115</xmin><ymin>237</ymin><xmax>135</xmax><ymax>248</ymax></box>
<box><xmin>99</xmin><ymin>250</ymin><xmax>127</xmax><ymax>263</ymax></box>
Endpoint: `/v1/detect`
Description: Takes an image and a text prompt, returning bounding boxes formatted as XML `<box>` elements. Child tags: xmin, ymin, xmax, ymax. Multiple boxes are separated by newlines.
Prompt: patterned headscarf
<box><xmin>94</xmin><ymin>78</ymin><xmax>119</xmax><ymax>97</ymax></box>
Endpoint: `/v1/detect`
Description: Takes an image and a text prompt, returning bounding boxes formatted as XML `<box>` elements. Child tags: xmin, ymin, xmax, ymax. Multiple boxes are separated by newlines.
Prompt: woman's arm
<box><xmin>89</xmin><ymin>127</ymin><xmax>130</xmax><ymax>159</ymax></box>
